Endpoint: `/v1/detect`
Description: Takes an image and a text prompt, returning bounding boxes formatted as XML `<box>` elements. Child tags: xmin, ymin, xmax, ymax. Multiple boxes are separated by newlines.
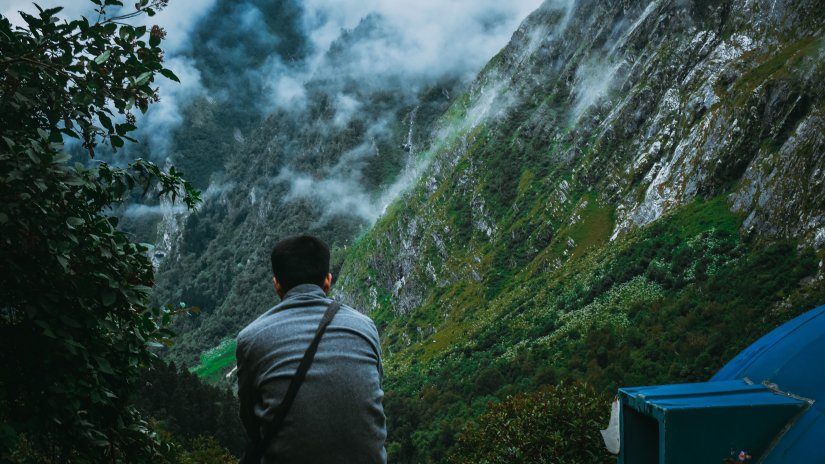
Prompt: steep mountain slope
<box><xmin>143</xmin><ymin>1</ymin><xmax>542</xmax><ymax>365</ymax></box>
<box><xmin>335</xmin><ymin>0</ymin><xmax>825</xmax><ymax>461</ymax></box>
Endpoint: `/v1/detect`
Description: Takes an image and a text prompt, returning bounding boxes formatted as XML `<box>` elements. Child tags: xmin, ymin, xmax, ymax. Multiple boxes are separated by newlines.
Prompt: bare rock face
<box><xmin>338</xmin><ymin>0</ymin><xmax>825</xmax><ymax>317</ymax></box>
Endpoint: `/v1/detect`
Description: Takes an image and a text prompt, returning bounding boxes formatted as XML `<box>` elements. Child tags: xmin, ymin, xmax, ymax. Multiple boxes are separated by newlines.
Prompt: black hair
<box><xmin>270</xmin><ymin>235</ymin><xmax>330</xmax><ymax>293</ymax></box>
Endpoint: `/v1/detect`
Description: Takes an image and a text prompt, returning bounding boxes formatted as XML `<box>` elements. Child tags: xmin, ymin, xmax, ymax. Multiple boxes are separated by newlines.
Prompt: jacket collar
<box><xmin>283</xmin><ymin>283</ymin><xmax>327</xmax><ymax>300</ymax></box>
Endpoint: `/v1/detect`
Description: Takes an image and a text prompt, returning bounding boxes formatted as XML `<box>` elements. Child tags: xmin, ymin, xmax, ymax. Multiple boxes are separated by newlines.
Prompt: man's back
<box><xmin>236</xmin><ymin>284</ymin><xmax>387</xmax><ymax>463</ymax></box>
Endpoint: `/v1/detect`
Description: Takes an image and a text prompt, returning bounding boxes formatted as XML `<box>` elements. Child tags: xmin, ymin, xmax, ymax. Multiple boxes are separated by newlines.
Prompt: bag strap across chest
<box><xmin>242</xmin><ymin>299</ymin><xmax>341</xmax><ymax>463</ymax></box>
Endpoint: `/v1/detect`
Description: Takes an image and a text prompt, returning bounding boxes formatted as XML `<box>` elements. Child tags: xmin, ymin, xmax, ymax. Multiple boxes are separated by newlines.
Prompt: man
<box><xmin>236</xmin><ymin>235</ymin><xmax>387</xmax><ymax>463</ymax></box>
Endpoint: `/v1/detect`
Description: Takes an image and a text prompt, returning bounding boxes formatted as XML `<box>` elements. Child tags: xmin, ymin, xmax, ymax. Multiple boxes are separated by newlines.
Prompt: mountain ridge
<box><xmin>331</xmin><ymin>0</ymin><xmax>824</xmax><ymax>460</ymax></box>
<box><xmin>136</xmin><ymin>0</ymin><xmax>824</xmax><ymax>461</ymax></box>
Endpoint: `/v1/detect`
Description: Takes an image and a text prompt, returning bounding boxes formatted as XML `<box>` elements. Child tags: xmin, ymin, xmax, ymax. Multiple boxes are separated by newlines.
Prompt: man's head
<box><xmin>270</xmin><ymin>235</ymin><xmax>332</xmax><ymax>298</ymax></box>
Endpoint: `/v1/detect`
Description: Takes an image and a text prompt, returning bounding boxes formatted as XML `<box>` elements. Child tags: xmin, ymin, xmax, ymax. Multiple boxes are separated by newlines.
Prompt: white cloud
<box><xmin>150</xmin><ymin>0</ymin><xmax>219</xmax><ymax>53</ymax></box>
<box><xmin>570</xmin><ymin>57</ymin><xmax>624</xmax><ymax>123</ymax></box>
<box><xmin>134</xmin><ymin>54</ymin><xmax>205</xmax><ymax>157</ymax></box>
<box><xmin>122</xmin><ymin>203</ymin><xmax>186</xmax><ymax>218</ymax></box>
<box><xmin>5</xmin><ymin>0</ymin><xmax>550</xmax><ymax>222</ymax></box>
<box><xmin>298</xmin><ymin>0</ymin><xmax>544</xmax><ymax>85</ymax></box>
<box><xmin>276</xmin><ymin>167</ymin><xmax>380</xmax><ymax>223</ymax></box>
<box><xmin>262</xmin><ymin>0</ymin><xmax>545</xmax><ymax>225</ymax></box>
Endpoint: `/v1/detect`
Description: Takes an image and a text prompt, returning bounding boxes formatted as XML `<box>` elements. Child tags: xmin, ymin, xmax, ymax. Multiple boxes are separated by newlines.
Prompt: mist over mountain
<box><xmin>13</xmin><ymin>0</ymin><xmax>819</xmax><ymax>460</ymax></box>
<box><xmin>330</xmin><ymin>0</ymin><xmax>825</xmax><ymax>460</ymax></box>
<box><xmin>99</xmin><ymin>0</ymin><xmax>544</xmax><ymax>364</ymax></box>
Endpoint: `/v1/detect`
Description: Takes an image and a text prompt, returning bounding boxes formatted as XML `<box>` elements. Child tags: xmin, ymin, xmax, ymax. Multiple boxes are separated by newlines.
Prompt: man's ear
<box><xmin>273</xmin><ymin>277</ymin><xmax>285</xmax><ymax>299</ymax></box>
<box><xmin>322</xmin><ymin>273</ymin><xmax>332</xmax><ymax>295</ymax></box>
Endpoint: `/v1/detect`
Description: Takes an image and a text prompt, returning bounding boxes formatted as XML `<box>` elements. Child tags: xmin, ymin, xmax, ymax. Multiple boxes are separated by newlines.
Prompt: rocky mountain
<box><xmin>136</xmin><ymin>0</ymin><xmax>824</xmax><ymax>461</ymax></box>
<box><xmin>331</xmin><ymin>0</ymin><xmax>825</xmax><ymax>461</ymax></box>
<box><xmin>140</xmin><ymin>0</ymin><xmax>534</xmax><ymax>366</ymax></box>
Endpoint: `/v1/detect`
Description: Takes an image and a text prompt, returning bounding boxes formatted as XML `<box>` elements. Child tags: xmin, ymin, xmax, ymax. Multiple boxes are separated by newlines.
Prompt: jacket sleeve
<box><xmin>236</xmin><ymin>336</ymin><xmax>259</xmax><ymax>442</ymax></box>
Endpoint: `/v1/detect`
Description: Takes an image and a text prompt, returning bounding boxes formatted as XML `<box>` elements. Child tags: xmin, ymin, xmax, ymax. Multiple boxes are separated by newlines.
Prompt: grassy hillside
<box><xmin>188</xmin><ymin>1</ymin><xmax>825</xmax><ymax>462</ymax></box>
<box><xmin>333</xmin><ymin>0</ymin><xmax>825</xmax><ymax>461</ymax></box>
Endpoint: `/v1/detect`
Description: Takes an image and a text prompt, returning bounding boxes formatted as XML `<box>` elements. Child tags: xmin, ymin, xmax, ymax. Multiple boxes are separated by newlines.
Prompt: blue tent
<box><xmin>712</xmin><ymin>304</ymin><xmax>825</xmax><ymax>463</ymax></box>
<box><xmin>617</xmin><ymin>304</ymin><xmax>825</xmax><ymax>463</ymax></box>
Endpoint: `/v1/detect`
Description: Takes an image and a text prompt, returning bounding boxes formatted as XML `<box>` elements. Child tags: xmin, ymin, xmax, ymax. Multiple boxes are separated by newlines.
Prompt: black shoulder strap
<box><xmin>250</xmin><ymin>300</ymin><xmax>341</xmax><ymax>461</ymax></box>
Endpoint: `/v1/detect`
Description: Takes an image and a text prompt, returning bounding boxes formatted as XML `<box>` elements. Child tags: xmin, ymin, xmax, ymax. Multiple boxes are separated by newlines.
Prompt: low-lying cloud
<box><xmin>4</xmin><ymin>0</ymin><xmax>548</xmax><ymax>227</ymax></box>
<box><xmin>122</xmin><ymin>203</ymin><xmax>187</xmax><ymax>218</ymax></box>
<box><xmin>259</xmin><ymin>0</ymin><xmax>545</xmax><ymax>225</ymax></box>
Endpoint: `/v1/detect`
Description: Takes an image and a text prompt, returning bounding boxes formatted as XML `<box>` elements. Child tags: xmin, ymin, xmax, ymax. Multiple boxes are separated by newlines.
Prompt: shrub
<box><xmin>449</xmin><ymin>383</ymin><xmax>613</xmax><ymax>464</ymax></box>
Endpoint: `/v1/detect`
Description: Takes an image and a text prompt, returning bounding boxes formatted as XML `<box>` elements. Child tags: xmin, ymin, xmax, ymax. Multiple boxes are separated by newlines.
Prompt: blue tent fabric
<box><xmin>711</xmin><ymin>304</ymin><xmax>825</xmax><ymax>463</ymax></box>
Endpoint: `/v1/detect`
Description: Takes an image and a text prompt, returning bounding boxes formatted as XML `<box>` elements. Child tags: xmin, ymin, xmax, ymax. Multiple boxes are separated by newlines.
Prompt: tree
<box><xmin>0</xmin><ymin>1</ymin><xmax>199</xmax><ymax>461</ymax></box>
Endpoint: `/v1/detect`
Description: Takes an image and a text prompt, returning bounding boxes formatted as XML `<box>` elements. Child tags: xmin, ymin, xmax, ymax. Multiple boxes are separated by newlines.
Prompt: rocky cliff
<box><xmin>334</xmin><ymin>0</ymin><xmax>825</xmax><ymax>460</ymax></box>
<box><xmin>138</xmin><ymin>0</ymin><xmax>825</xmax><ymax>460</ymax></box>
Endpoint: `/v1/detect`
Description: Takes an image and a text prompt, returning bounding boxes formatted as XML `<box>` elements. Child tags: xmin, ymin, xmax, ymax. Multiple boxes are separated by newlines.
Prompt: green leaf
<box><xmin>101</xmin><ymin>289</ymin><xmax>117</xmax><ymax>307</ymax></box>
<box><xmin>60</xmin><ymin>128</ymin><xmax>80</xmax><ymax>139</ymax></box>
<box><xmin>60</xmin><ymin>315</ymin><xmax>82</xmax><ymax>329</ymax></box>
<box><xmin>97</xmin><ymin>112</ymin><xmax>113</xmax><ymax>131</ymax></box>
<box><xmin>149</xmin><ymin>33</ymin><xmax>160</xmax><ymax>47</ymax></box>
<box><xmin>26</xmin><ymin>149</ymin><xmax>40</xmax><ymax>164</ymax></box>
<box><xmin>131</xmin><ymin>285</ymin><xmax>152</xmax><ymax>295</ymax></box>
<box><xmin>95</xmin><ymin>356</ymin><xmax>115</xmax><ymax>375</ymax></box>
<box><xmin>134</xmin><ymin>71</ymin><xmax>152</xmax><ymax>86</ymax></box>
<box><xmin>159</xmin><ymin>68</ymin><xmax>180</xmax><ymax>82</ymax></box>
<box><xmin>64</xmin><ymin>176</ymin><xmax>86</xmax><ymax>186</ymax></box>
<box><xmin>115</xmin><ymin>123</ymin><xmax>137</xmax><ymax>136</ymax></box>
<box><xmin>42</xmin><ymin>6</ymin><xmax>64</xmax><ymax>17</ymax></box>
<box><xmin>41</xmin><ymin>324</ymin><xmax>57</xmax><ymax>339</ymax></box>
<box><xmin>67</xmin><ymin>217</ymin><xmax>84</xmax><ymax>227</ymax></box>
<box><xmin>110</xmin><ymin>135</ymin><xmax>125</xmax><ymax>148</ymax></box>
<box><xmin>52</xmin><ymin>152</ymin><xmax>71</xmax><ymax>163</ymax></box>
<box><xmin>93</xmin><ymin>50</ymin><xmax>111</xmax><ymax>64</ymax></box>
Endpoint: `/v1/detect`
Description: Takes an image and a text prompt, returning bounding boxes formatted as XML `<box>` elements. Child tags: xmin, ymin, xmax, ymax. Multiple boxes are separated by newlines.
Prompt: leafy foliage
<box><xmin>132</xmin><ymin>361</ymin><xmax>246</xmax><ymax>456</ymax></box>
<box><xmin>0</xmin><ymin>0</ymin><xmax>180</xmax><ymax>155</ymax></box>
<box><xmin>189</xmin><ymin>338</ymin><xmax>237</xmax><ymax>384</ymax></box>
<box><xmin>0</xmin><ymin>1</ymin><xmax>199</xmax><ymax>461</ymax></box>
<box><xmin>449</xmin><ymin>383</ymin><xmax>612</xmax><ymax>464</ymax></box>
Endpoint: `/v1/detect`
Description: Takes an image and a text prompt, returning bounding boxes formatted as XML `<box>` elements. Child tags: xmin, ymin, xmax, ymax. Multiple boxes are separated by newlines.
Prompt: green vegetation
<box><xmin>0</xmin><ymin>2</ymin><xmax>201</xmax><ymax>461</ymax></box>
<box><xmin>731</xmin><ymin>36</ymin><xmax>823</xmax><ymax>104</ymax></box>
<box><xmin>449</xmin><ymin>383</ymin><xmax>613</xmax><ymax>464</ymax></box>
<box><xmin>106</xmin><ymin>1</ymin><xmax>825</xmax><ymax>463</ymax></box>
<box><xmin>548</xmin><ymin>194</ymin><xmax>614</xmax><ymax>261</ymax></box>
<box><xmin>133</xmin><ymin>361</ymin><xmax>245</xmax><ymax>457</ymax></box>
<box><xmin>369</xmin><ymin>195</ymin><xmax>820</xmax><ymax>463</ymax></box>
<box><xmin>190</xmin><ymin>338</ymin><xmax>237</xmax><ymax>384</ymax></box>
<box><xmin>328</xmin><ymin>17</ymin><xmax>825</xmax><ymax>453</ymax></box>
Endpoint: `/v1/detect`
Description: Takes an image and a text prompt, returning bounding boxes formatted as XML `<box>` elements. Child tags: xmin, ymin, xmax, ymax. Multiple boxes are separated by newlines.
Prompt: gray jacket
<box><xmin>236</xmin><ymin>284</ymin><xmax>387</xmax><ymax>464</ymax></box>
